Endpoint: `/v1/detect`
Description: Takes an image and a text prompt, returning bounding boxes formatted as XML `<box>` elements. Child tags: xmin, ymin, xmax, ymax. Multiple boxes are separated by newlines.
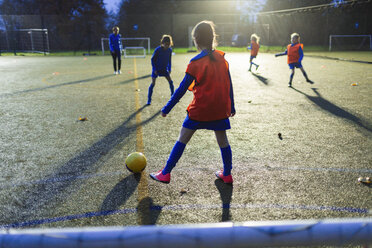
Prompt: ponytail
<box><xmin>207</xmin><ymin>49</ymin><xmax>215</xmax><ymax>61</ymax></box>
<box><xmin>191</xmin><ymin>20</ymin><xmax>218</xmax><ymax>61</ymax></box>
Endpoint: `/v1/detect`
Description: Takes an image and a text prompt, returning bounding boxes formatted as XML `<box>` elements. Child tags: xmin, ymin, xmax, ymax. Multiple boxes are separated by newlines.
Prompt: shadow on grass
<box><xmin>215</xmin><ymin>179</ymin><xmax>233</xmax><ymax>222</ymax></box>
<box><xmin>100</xmin><ymin>173</ymin><xmax>161</xmax><ymax>225</ymax></box>
<box><xmin>292</xmin><ymin>87</ymin><xmax>372</xmax><ymax>135</ymax></box>
<box><xmin>0</xmin><ymin>74</ymin><xmax>115</xmax><ymax>98</ymax></box>
<box><xmin>251</xmin><ymin>72</ymin><xmax>269</xmax><ymax>85</ymax></box>
<box><xmin>7</xmin><ymin>104</ymin><xmax>161</xmax><ymax>224</ymax></box>
<box><xmin>118</xmin><ymin>74</ymin><xmax>152</xmax><ymax>85</ymax></box>
<box><xmin>137</xmin><ymin>195</ymin><xmax>162</xmax><ymax>225</ymax></box>
<box><xmin>100</xmin><ymin>174</ymin><xmax>139</xmax><ymax>212</ymax></box>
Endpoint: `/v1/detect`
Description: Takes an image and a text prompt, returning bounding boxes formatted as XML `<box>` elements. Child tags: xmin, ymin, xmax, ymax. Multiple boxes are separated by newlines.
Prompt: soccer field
<box><xmin>0</xmin><ymin>52</ymin><xmax>371</xmax><ymax>229</ymax></box>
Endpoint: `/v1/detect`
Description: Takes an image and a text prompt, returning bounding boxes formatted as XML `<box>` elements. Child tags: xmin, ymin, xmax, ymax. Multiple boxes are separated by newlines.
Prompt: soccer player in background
<box><xmin>146</xmin><ymin>35</ymin><xmax>174</xmax><ymax>105</ymax></box>
<box><xmin>248</xmin><ymin>33</ymin><xmax>260</xmax><ymax>71</ymax></box>
<box><xmin>149</xmin><ymin>20</ymin><xmax>236</xmax><ymax>184</ymax></box>
<box><xmin>109</xmin><ymin>26</ymin><xmax>122</xmax><ymax>75</ymax></box>
<box><xmin>275</xmin><ymin>33</ymin><xmax>313</xmax><ymax>87</ymax></box>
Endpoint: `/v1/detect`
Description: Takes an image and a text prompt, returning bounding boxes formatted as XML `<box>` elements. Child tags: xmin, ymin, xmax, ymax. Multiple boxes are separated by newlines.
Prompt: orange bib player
<box><xmin>275</xmin><ymin>33</ymin><xmax>313</xmax><ymax>87</ymax></box>
<box><xmin>150</xmin><ymin>21</ymin><xmax>236</xmax><ymax>185</ymax></box>
<box><xmin>247</xmin><ymin>33</ymin><xmax>260</xmax><ymax>71</ymax></box>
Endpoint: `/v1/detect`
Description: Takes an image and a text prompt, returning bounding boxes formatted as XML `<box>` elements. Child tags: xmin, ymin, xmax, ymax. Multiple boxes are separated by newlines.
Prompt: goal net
<box><xmin>329</xmin><ymin>35</ymin><xmax>372</xmax><ymax>51</ymax></box>
<box><xmin>101</xmin><ymin>37</ymin><xmax>150</xmax><ymax>58</ymax></box>
<box><xmin>9</xmin><ymin>29</ymin><xmax>50</xmax><ymax>54</ymax></box>
<box><xmin>0</xmin><ymin>218</ymin><xmax>371</xmax><ymax>247</ymax></box>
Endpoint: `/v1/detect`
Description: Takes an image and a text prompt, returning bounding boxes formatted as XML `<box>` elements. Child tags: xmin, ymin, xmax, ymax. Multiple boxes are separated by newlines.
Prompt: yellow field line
<box><xmin>133</xmin><ymin>58</ymin><xmax>150</xmax><ymax>225</ymax></box>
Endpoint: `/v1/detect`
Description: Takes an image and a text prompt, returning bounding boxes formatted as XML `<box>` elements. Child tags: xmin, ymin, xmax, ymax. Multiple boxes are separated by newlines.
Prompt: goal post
<box><xmin>329</xmin><ymin>34</ymin><xmax>372</xmax><ymax>51</ymax></box>
<box><xmin>11</xmin><ymin>29</ymin><xmax>50</xmax><ymax>54</ymax></box>
<box><xmin>101</xmin><ymin>37</ymin><xmax>150</xmax><ymax>58</ymax></box>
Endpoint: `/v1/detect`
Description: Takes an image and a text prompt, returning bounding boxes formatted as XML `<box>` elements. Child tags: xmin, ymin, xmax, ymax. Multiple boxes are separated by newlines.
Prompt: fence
<box><xmin>1</xmin><ymin>3</ymin><xmax>371</xmax><ymax>53</ymax></box>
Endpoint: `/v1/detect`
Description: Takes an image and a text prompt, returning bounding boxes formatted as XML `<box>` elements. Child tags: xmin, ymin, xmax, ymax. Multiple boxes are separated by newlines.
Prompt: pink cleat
<box><xmin>215</xmin><ymin>170</ymin><xmax>233</xmax><ymax>184</ymax></box>
<box><xmin>150</xmin><ymin>169</ymin><xmax>170</xmax><ymax>184</ymax></box>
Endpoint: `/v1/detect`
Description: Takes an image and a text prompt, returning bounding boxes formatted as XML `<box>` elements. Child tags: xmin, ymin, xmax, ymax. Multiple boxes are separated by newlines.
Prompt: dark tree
<box><xmin>0</xmin><ymin>0</ymin><xmax>108</xmax><ymax>51</ymax></box>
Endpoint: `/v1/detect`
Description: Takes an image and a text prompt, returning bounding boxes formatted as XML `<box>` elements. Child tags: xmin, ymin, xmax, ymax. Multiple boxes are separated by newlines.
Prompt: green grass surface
<box><xmin>3</xmin><ymin>46</ymin><xmax>371</xmax><ymax>63</ymax></box>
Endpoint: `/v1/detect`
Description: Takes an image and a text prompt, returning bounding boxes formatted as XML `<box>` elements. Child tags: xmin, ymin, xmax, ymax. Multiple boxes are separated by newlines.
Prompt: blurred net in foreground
<box><xmin>0</xmin><ymin>218</ymin><xmax>371</xmax><ymax>247</ymax></box>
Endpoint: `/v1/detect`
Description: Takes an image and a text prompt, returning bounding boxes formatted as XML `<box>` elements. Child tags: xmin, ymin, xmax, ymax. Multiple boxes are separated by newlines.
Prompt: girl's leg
<box><xmin>147</xmin><ymin>77</ymin><xmax>156</xmax><ymax>105</ymax></box>
<box><xmin>289</xmin><ymin>68</ymin><xmax>295</xmax><ymax>87</ymax></box>
<box><xmin>111</xmin><ymin>51</ymin><xmax>117</xmax><ymax>72</ymax></box>
<box><xmin>165</xmin><ymin>75</ymin><xmax>174</xmax><ymax>96</ymax></box>
<box><xmin>299</xmin><ymin>67</ymin><xmax>311</xmax><ymax>82</ymax></box>
<box><xmin>215</xmin><ymin>130</ymin><xmax>232</xmax><ymax>176</ymax></box>
<box><xmin>117</xmin><ymin>51</ymin><xmax>122</xmax><ymax>72</ymax></box>
<box><xmin>162</xmin><ymin>127</ymin><xmax>196</xmax><ymax>174</ymax></box>
<box><xmin>248</xmin><ymin>58</ymin><xmax>253</xmax><ymax>71</ymax></box>
<box><xmin>252</xmin><ymin>59</ymin><xmax>259</xmax><ymax>70</ymax></box>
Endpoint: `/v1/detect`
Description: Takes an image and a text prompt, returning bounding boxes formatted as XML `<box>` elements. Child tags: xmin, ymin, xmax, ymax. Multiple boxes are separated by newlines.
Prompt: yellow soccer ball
<box><xmin>125</xmin><ymin>152</ymin><xmax>147</xmax><ymax>173</ymax></box>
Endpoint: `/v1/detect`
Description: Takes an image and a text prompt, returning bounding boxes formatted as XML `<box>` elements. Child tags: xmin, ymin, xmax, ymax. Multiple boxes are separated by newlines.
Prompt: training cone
<box><xmin>125</xmin><ymin>152</ymin><xmax>147</xmax><ymax>173</ymax></box>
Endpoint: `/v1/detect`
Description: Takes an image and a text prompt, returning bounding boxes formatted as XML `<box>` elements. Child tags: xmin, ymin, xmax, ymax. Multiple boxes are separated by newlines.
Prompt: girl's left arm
<box><xmin>161</xmin><ymin>73</ymin><xmax>194</xmax><ymax>115</ymax></box>
<box><xmin>167</xmin><ymin>49</ymin><xmax>172</xmax><ymax>72</ymax></box>
<box><xmin>118</xmin><ymin>34</ymin><xmax>123</xmax><ymax>51</ymax></box>
<box><xmin>298</xmin><ymin>46</ymin><xmax>304</xmax><ymax>62</ymax></box>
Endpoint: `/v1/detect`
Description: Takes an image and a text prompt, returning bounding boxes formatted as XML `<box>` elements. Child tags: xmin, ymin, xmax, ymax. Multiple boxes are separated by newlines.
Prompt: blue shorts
<box><xmin>250</xmin><ymin>55</ymin><xmax>256</xmax><ymax>60</ymax></box>
<box><xmin>289</xmin><ymin>62</ymin><xmax>302</xmax><ymax>69</ymax></box>
<box><xmin>182</xmin><ymin>115</ymin><xmax>231</xmax><ymax>131</ymax></box>
<box><xmin>152</xmin><ymin>70</ymin><xmax>169</xmax><ymax>78</ymax></box>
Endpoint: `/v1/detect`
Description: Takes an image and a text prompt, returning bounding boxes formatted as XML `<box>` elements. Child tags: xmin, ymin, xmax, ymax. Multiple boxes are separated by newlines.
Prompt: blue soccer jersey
<box><xmin>151</xmin><ymin>46</ymin><xmax>172</xmax><ymax>73</ymax></box>
<box><xmin>109</xmin><ymin>33</ymin><xmax>122</xmax><ymax>52</ymax></box>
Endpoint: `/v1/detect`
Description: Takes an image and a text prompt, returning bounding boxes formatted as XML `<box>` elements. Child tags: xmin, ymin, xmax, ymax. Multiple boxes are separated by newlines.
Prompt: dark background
<box><xmin>0</xmin><ymin>0</ymin><xmax>371</xmax><ymax>52</ymax></box>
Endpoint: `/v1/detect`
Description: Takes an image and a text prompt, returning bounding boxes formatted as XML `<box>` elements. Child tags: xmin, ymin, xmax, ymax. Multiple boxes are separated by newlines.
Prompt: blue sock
<box><xmin>169</xmin><ymin>81</ymin><xmax>174</xmax><ymax>96</ymax></box>
<box><xmin>162</xmin><ymin>141</ymin><xmax>186</xmax><ymax>174</ymax></box>
<box><xmin>220</xmin><ymin>145</ymin><xmax>232</xmax><ymax>176</ymax></box>
<box><xmin>147</xmin><ymin>83</ymin><xmax>154</xmax><ymax>104</ymax></box>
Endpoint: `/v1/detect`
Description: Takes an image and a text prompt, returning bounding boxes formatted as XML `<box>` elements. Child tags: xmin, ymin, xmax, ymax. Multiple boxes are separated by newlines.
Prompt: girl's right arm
<box><xmin>161</xmin><ymin>73</ymin><xmax>194</xmax><ymax>115</ymax></box>
<box><xmin>151</xmin><ymin>48</ymin><xmax>159</xmax><ymax>69</ymax></box>
<box><xmin>275</xmin><ymin>49</ymin><xmax>287</xmax><ymax>57</ymax></box>
<box><xmin>109</xmin><ymin>35</ymin><xmax>114</xmax><ymax>52</ymax></box>
<box><xmin>227</xmin><ymin>69</ymin><xmax>235</xmax><ymax>116</ymax></box>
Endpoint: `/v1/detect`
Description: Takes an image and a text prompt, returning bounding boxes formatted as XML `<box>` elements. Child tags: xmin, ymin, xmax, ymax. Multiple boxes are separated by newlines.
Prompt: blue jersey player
<box><xmin>109</xmin><ymin>26</ymin><xmax>122</xmax><ymax>75</ymax></box>
<box><xmin>147</xmin><ymin>35</ymin><xmax>174</xmax><ymax>105</ymax></box>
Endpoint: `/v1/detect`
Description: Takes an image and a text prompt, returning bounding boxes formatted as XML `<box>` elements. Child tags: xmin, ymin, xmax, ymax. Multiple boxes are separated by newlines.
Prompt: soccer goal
<box><xmin>10</xmin><ymin>29</ymin><xmax>50</xmax><ymax>54</ymax></box>
<box><xmin>101</xmin><ymin>37</ymin><xmax>150</xmax><ymax>58</ymax></box>
<box><xmin>329</xmin><ymin>35</ymin><xmax>372</xmax><ymax>51</ymax></box>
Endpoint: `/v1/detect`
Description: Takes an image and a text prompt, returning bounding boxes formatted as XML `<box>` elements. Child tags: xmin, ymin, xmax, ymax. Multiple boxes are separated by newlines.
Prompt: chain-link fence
<box><xmin>1</xmin><ymin>4</ymin><xmax>371</xmax><ymax>54</ymax></box>
<box><xmin>256</xmin><ymin>3</ymin><xmax>372</xmax><ymax>48</ymax></box>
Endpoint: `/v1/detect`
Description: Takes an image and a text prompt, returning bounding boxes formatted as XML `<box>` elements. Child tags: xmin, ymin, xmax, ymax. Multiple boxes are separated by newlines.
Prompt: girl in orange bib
<box><xmin>150</xmin><ymin>20</ymin><xmax>236</xmax><ymax>184</ymax></box>
<box><xmin>275</xmin><ymin>33</ymin><xmax>313</xmax><ymax>87</ymax></box>
<box><xmin>248</xmin><ymin>33</ymin><xmax>260</xmax><ymax>71</ymax></box>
